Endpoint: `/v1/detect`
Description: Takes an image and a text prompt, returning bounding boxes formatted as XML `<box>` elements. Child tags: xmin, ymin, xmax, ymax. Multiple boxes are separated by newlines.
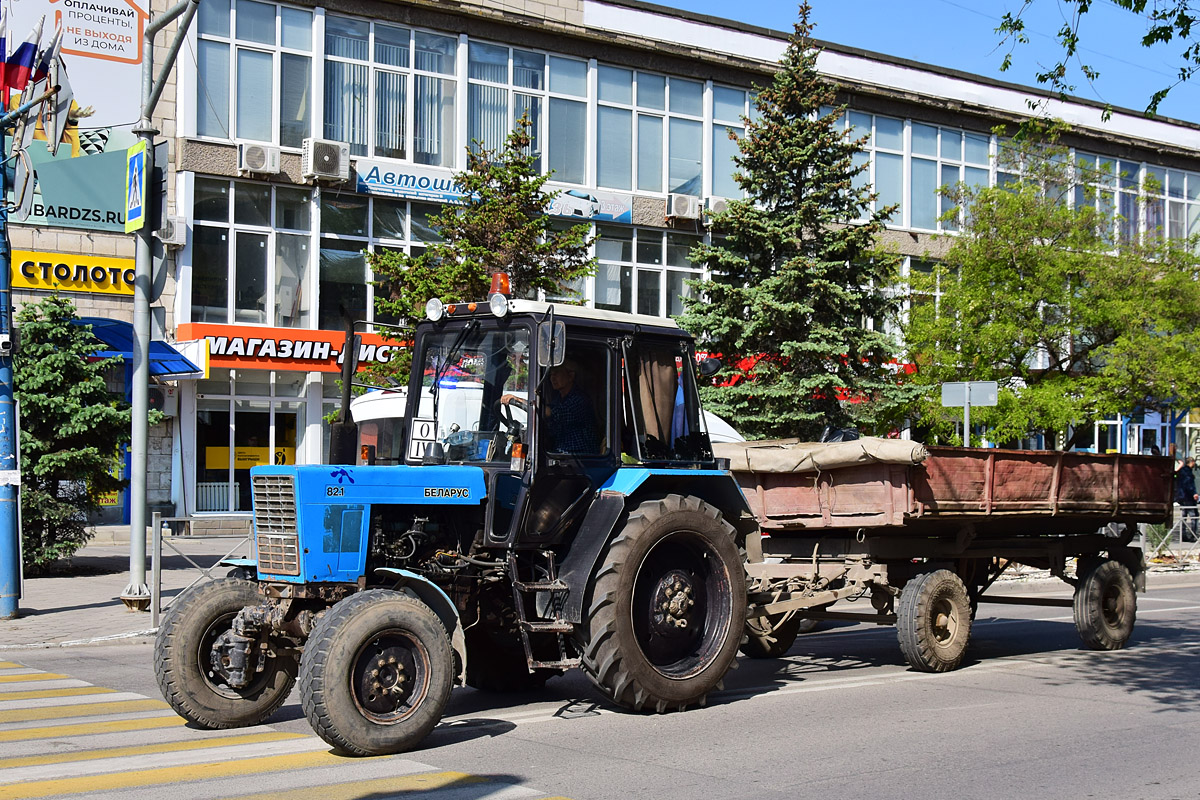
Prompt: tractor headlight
<box><xmin>425</xmin><ymin>298</ymin><xmax>445</xmax><ymax>322</ymax></box>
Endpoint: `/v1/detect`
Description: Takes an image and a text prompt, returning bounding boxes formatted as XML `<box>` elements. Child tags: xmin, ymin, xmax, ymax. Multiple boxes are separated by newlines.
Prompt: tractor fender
<box><xmin>373</xmin><ymin>567</ymin><xmax>467</xmax><ymax>686</ymax></box>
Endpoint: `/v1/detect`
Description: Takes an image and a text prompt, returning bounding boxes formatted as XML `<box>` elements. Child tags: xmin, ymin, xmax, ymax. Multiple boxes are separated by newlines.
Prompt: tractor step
<box><xmin>531</xmin><ymin>658</ymin><xmax>580</xmax><ymax>670</ymax></box>
<box><xmin>519</xmin><ymin>620</ymin><xmax>574</xmax><ymax>634</ymax></box>
<box><xmin>514</xmin><ymin>579</ymin><xmax>568</xmax><ymax>592</ymax></box>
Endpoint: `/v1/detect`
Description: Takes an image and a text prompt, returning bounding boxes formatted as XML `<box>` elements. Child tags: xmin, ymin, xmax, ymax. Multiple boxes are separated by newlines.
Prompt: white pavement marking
<box><xmin>0</xmin><ymin>691</ymin><xmax>146</xmax><ymax>710</ymax></box>
<box><xmin>0</xmin><ymin>678</ymin><xmax>94</xmax><ymax>692</ymax></box>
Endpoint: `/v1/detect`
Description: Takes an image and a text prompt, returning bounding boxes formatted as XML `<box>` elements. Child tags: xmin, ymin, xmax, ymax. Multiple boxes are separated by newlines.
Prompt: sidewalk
<box><xmin>0</xmin><ymin>525</ymin><xmax>252</xmax><ymax>649</ymax></box>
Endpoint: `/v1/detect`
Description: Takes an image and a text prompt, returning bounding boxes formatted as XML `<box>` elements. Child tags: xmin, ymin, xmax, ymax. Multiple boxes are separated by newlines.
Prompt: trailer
<box><xmin>720</xmin><ymin>438</ymin><xmax>1173</xmax><ymax>670</ymax></box>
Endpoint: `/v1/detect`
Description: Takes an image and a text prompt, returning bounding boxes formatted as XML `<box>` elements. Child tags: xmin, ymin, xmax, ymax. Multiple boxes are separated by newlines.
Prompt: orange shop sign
<box><xmin>177</xmin><ymin>324</ymin><xmax>407</xmax><ymax>373</ymax></box>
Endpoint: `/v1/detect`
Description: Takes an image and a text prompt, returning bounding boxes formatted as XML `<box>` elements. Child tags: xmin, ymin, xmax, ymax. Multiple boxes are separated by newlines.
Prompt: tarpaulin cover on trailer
<box><xmin>714</xmin><ymin>437</ymin><xmax>929</xmax><ymax>473</ymax></box>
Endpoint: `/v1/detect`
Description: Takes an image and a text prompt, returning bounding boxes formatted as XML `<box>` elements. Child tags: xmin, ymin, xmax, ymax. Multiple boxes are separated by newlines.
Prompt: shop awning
<box><xmin>74</xmin><ymin>318</ymin><xmax>203</xmax><ymax>378</ymax></box>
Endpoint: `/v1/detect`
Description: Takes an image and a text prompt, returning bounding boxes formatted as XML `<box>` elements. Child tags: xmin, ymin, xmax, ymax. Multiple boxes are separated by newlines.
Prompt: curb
<box><xmin>0</xmin><ymin>629</ymin><xmax>157</xmax><ymax>650</ymax></box>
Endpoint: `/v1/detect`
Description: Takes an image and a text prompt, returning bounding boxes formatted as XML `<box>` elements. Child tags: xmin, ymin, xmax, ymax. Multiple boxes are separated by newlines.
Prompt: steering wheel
<box><xmin>495</xmin><ymin>396</ymin><xmax>526</xmax><ymax>435</ymax></box>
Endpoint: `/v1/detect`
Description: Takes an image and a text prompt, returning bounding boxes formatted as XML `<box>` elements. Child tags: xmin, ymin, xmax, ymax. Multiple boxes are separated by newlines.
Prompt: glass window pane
<box><xmin>235</xmin><ymin>49</ymin><xmax>272</xmax><ymax>141</ymax></box>
<box><xmin>548</xmin><ymin>98</ymin><xmax>586</xmax><ymax>184</ymax></box>
<box><xmin>375</xmin><ymin>23</ymin><xmax>409</xmax><ymax>68</ymax></box>
<box><xmin>965</xmin><ymin>132</ymin><xmax>989</xmax><ymax>165</ymax></box>
<box><xmin>598</xmin><ymin>65</ymin><xmax>633</xmax><ymax>105</ymax></box>
<box><xmin>667</xmin><ymin>270</ymin><xmax>694</xmax><ymax>317</ymax></box>
<box><xmin>275</xmin><ymin>234</ymin><xmax>310</xmax><ymax>328</ymax></box>
<box><xmin>411</xmin><ymin>203</ymin><xmax>440</xmax><ymax>241</ymax></box>
<box><xmin>192</xmin><ymin>227</ymin><xmax>229</xmax><ymax>322</ymax></box>
<box><xmin>325</xmin><ymin>16</ymin><xmax>368</xmax><ymax>60</ymax></box>
<box><xmin>414</xmin><ymin>76</ymin><xmax>456</xmax><ymax>166</ymax></box>
<box><xmin>199</xmin><ymin>0</ymin><xmax>230</xmax><ymax>37</ymax></box>
<box><xmin>849</xmin><ymin>111</ymin><xmax>871</xmax><ymax>146</ymax></box>
<box><xmin>637</xmin><ymin>114</ymin><xmax>663</xmax><ymax>193</ymax></box>
<box><xmin>234</xmin><ymin>232</ymin><xmax>269</xmax><ymax>323</ymax></box>
<box><xmin>1145</xmin><ymin>165</ymin><xmax>1166</xmax><ymax>194</ymax></box>
<box><xmin>514</xmin><ymin>93</ymin><xmax>542</xmax><ymax>171</ymax></box>
<box><xmin>669</xmin><ymin>78</ymin><xmax>702</xmax><ymax>116</ymax></box>
<box><xmin>276</xmin><ymin>187</ymin><xmax>310</xmax><ymax>230</ymax></box>
<box><xmin>1169</xmin><ymin>170</ymin><xmax>1185</xmax><ymax>199</ymax></box>
<box><xmin>875</xmin><ymin>115</ymin><xmax>903</xmax><ymax>150</ymax></box>
<box><xmin>910</xmin><ymin>157</ymin><xmax>937</xmax><ymax>229</ymax></box>
<box><xmin>712</xmin><ymin>125</ymin><xmax>742</xmax><ymax>198</ymax></box>
<box><xmin>911</xmin><ymin>123</ymin><xmax>937</xmax><ymax>157</ymax></box>
<box><xmin>595</xmin><ymin>263</ymin><xmax>632</xmax><ymax>312</ymax></box>
<box><xmin>668</xmin><ymin>117</ymin><xmax>702</xmax><ymax>195</ymax></box>
<box><xmin>280</xmin><ymin>53</ymin><xmax>311</xmax><ymax>148</ymax></box>
<box><xmin>319</xmin><ymin>239</ymin><xmax>367</xmax><ymax>329</ymax></box>
<box><xmin>321</xmin><ymin>194</ymin><xmax>368</xmax><ymax>236</ymax></box>
<box><xmin>513</xmin><ymin>49</ymin><xmax>544</xmax><ymax>90</ymax></box>
<box><xmin>637</xmin><ymin>233</ymin><xmax>662</xmax><ymax>265</ymax></box>
<box><xmin>469</xmin><ymin>82</ymin><xmax>509</xmax><ymax>153</ymax></box>
<box><xmin>194</xmin><ymin>178</ymin><xmax>230</xmax><ymax>222</ymax></box>
<box><xmin>372</xmin><ymin>198</ymin><xmax>408</xmax><ymax>239</ymax></box>
<box><xmin>595</xmin><ymin>225</ymin><xmax>632</xmax><ymax>262</ymax></box>
<box><xmin>549</xmin><ymin>56</ymin><xmax>586</xmax><ymax>96</ymax></box>
<box><xmin>637</xmin><ymin>73</ymin><xmax>665</xmax><ymax>110</ymax></box>
<box><xmin>469</xmin><ymin>41</ymin><xmax>508</xmax><ymax>83</ymax></box>
<box><xmin>234</xmin><ymin>182</ymin><xmax>270</xmax><ymax>225</ymax></box>
<box><xmin>1118</xmin><ymin>160</ymin><xmax>1140</xmax><ymax>190</ymax></box>
<box><xmin>712</xmin><ymin>86</ymin><xmax>745</xmax><ymax>121</ymax></box>
<box><xmin>1189</xmin><ymin>173</ymin><xmax>1200</xmax><ymax>201</ymax></box>
<box><xmin>415</xmin><ymin>32</ymin><xmax>456</xmax><ymax>75</ymax></box>
<box><xmin>197</xmin><ymin>40</ymin><xmax>230</xmax><ymax>138</ymax></box>
<box><xmin>940</xmin><ymin>163</ymin><xmax>960</xmax><ymax>231</ymax></box>
<box><xmin>964</xmin><ymin>166</ymin><xmax>989</xmax><ymax>190</ymax></box>
<box><xmin>235</xmin><ymin>0</ymin><xmax>274</xmax><ymax>44</ymax></box>
<box><xmin>375</xmin><ymin>71</ymin><xmax>407</xmax><ymax>159</ymax></box>
<box><xmin>280</xmin><ymin>7</ymin><xmax>310</xmax><ymax>50</ymax></box>
<box><xmin>597</xmin><ymin>106</ymin><xmax>632</xmax><ymax>190</ymax></box>
<box><xmin>666</xmin><ymin>234</ymin><xmax>698</xmax><ymax>267</ymax></box>
<box><xmin>325</xmin><ymin>59</ymin><xmax>368</xmax><ymax>155</ymax></box>
<box><xmin>637</xmin><ymin>269</ymin><xmax>661</xmax><ymax>316</ymax></box>
<box><xmin>876</xmin><ymin>151</ymin><xmax>903</xmax><ymax>215</ymax></box>
<box><xmin>941</xmin><ymin>129</ymin><xmax>962</xmax><ymax>161</ymax></box>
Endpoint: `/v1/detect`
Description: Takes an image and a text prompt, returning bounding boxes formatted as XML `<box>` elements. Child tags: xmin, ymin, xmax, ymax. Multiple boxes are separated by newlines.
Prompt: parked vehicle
<box><xmin>154</xmin><ymin>278</ymin><xmax>1173</xmax><ymax>756</ymax></box>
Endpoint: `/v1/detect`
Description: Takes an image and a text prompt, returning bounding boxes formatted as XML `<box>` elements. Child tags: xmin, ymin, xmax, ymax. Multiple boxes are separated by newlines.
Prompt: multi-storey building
<box><xmin>10</xmin><ymin>0</ymin><xmax>1200</xmax><ymax>520</ymax></box>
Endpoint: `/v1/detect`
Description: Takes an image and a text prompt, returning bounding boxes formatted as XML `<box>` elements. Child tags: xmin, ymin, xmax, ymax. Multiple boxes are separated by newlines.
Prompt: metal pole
<box><xmin>964</xmin><ymin>397</ymin><xmax>971</xmax><ymax>448</ymax></box>
<box><xmin>0</xmin><ymin>126</ymin><xmax>17</xmax><ymax>619</ymax></box>
<box><xmin>122</xmin><ymin>0</ymin><xmax>200</xmax><ymax>610</ymax></box>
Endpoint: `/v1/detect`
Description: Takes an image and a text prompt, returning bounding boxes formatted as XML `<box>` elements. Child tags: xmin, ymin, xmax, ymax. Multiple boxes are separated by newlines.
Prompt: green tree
<box><xmin>678</xmin><ymin>3</ymin><xmax>906</xmax><ymax>440</ymax></box>
<box><xmin>366</xmin><ymin>116</ymin><xmax>595</xmax><ymax>382</ymax></box>
<box><xmin>14</xmin><ymin>297</ymin><xmax>133</xmax><ymax>573</ymax></box>
<box><xmin>904</xmin><ymin>124</ymin><xmax>1200</xmax><ymax>447</ymax></box>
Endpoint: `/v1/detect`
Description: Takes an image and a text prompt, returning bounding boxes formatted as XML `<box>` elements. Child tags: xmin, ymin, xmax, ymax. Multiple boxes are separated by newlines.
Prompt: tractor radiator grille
<box><xmin>252</xmin><ymin>475</ymin><xmax>300</xmax><ymax>576</ymax></box>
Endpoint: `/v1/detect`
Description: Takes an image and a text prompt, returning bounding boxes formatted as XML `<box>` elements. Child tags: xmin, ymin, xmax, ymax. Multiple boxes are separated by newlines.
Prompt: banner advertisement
<box><xmin>11</xmin><ymin>249</ymin><xmax>135</xmax><ymax>294</ymax></box>
<box><xmin>177</xmin><ymin>324</ymin><xmax>408</xmax><ymax>373</ymax></box>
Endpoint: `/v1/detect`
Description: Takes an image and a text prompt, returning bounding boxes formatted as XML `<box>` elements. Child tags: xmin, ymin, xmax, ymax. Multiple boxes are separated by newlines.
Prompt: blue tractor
<box><xmin>154</xmin><ymin>285</ymin><xmax>751</xmax><ymax>755</ymax></box>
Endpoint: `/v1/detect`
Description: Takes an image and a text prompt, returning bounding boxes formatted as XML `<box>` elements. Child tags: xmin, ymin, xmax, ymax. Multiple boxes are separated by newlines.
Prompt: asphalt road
<box><xmin>9</xmin><ymin>575</ymin><xmax>1200</xmax><ymax>800</ymax></box>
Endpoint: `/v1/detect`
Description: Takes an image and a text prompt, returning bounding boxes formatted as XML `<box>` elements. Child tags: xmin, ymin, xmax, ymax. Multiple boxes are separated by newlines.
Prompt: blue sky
<box><xmin>657</xmin><ymin>0</ymin><xmax>1200</xmax><ymax>125</ymax></box>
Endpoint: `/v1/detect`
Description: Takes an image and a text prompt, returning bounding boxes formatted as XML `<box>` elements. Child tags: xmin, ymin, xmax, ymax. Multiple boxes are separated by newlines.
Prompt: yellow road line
<box><xmin>0</xmin><ymin>699</ymin><xmax>167</xmax><ymax>724</ymax></box>
<box><xmin>0</xmin><ymin>749</ymin><xmax>357</xmax><ymax>800</ymax></box>
<box><xmin>0</xmin><ymin>687</ymin><xmax>113</xmax><ymax>702</ymax></box>
<box><xmin>0</xmin><ymin>715</ymin><xmax>185</xmax><ymax>742</ymax></box>
<box><xmin>222</xmin><ymin>771</ymin><xmax>485</xmax><ymax>800</ymax></box>
<box><xmin>0</xmin><ymin>662</ymin><xmax>24</xmax><ymax>670</ymax></box>
<box><xmin>0</xmin><ymin>673</ymin><xmax>66</xmax><ymax>684</ymax></box>
<box><xmin>0</xmin><ymin>730</ymin><xmax>306</xmax><ymax>769</ymax></box>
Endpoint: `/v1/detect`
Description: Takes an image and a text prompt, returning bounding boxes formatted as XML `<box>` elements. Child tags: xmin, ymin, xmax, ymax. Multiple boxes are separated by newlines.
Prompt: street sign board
<box><xmin>941</xmin><ymin>381</ymin><xmax>999</xmax><ymax>408</ymax></box>
<box><xmin>125</xmin><ymin>141</ymin><xmax>147</xmax><ymax>234</ymax></box>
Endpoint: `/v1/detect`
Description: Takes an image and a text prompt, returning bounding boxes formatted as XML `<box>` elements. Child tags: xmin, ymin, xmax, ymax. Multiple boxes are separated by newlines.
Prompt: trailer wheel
<box><xmin>300</xmin><ymin>590</ymin><xmax>453</xmax><ymax>756</ymax></box>
<box><xmin>896</xmin><ymin>570</ymin><xmax>972</xmax><ymax>672</ymax></box>
<box><xmin>741</xmin><ymin>602</ymin><xmax>832</xmax><ymax>659</ymax></box>
<box><xmin>1073</xmin><ymin>559</ymin><xmax>1136</xmax><ymax>651</ymax></box>
<box><xmin>576</xmin><ymin>494</ymin><xmax>746</xmax><ymax>712</ymax></box>
<box><xmin>155</xmin><ymin>578</ymin><xmax>297</xmax><ymax>729</ymax></box>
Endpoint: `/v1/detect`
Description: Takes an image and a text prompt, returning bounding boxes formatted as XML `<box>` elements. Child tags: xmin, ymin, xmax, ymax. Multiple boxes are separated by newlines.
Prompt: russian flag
<box><xmin>0</xmin><ymin>12</ymin><xmax>8</xmax><ymax>101</ymax></box>
<box><xmin>5</xmin><ymin>16</ymin><xmax>43</xmax><ymax>97</ymax></box>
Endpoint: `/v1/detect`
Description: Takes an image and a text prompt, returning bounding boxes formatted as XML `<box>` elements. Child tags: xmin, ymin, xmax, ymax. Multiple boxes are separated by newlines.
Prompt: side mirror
<box><xmin>537</xmin><ymin>320</ymin><xmax>566</xmax><ymax>367</ymax></box>
<box><xmin>698</xmin><ymin>357</ymin><xmax>722</xmax><ymax>377</ymax></box>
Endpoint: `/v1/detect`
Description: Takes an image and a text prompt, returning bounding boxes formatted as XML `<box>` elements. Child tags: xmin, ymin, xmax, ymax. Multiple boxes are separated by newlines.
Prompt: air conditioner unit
<box><xmin>706</xmin><ymin>196</ymin><xmax>731</xmax><ymax>215</ymax></box>
<box><xmin>237</xmin><ymin>142</ymin><xmax>282</xmax><ymax>175</ymax></box>
<box><xmin>148</xmin><ymin>384</ymin><xmax>178</xmax><ymax>417</ymax></box>
<box><xmin>666</xmin><ymin>193</ymin><xmax>701</xmax><ymax>220</ymax></box>
<box><xmin>302</xmin><ymin>137</ymin><xmax>350</xmax><ymax>182</ymax></box>
<box><xmin>158</xmin><ymin>215</ymin><xmax>187</xmax><ymax>248</ymax></box>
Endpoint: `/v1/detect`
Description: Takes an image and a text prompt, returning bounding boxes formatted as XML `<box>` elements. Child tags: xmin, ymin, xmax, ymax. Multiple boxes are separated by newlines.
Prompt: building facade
<box><xmin>12</xmin><ymin>0</ymin><xmax>1200</xmax><ymax>518</ymax></box>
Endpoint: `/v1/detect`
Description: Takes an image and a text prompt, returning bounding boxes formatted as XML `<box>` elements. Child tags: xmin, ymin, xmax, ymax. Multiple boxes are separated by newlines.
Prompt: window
<box><xmin>465</xmin><ymin>41</ymin><xmax>547</xmax><ymax>168</ymax></box>
<box><xmin>323</xmin><ymin>18</ymin><xmax>456</xmax><ymax>163</ymax></box>
<box><xmin>548</xmin><ymin>56</ymin><xmax>587</xmax><ymax>184</ymax></box>
<box><xmin>710</xmin><ymin>85</ymin><xmax>747</xmax><ymax>199</ymax></box>
<box><xmin>593</xmin><ymin>226</ymin><xmax>701</xmax><ymax>317</ymax></box>
<box><xmin>908</xmin><ymin>123</ymin><xmax>990</xmax><ymax>231</ymax></box>
<box><xmin>191</xmin><ymin>178</ymin><xmax>313</xmax><ymax>327</ymax></box>
<box><xmin>196</xmin><ymin>0</ymin><xmax>312</xmax><ymax>146</ymax></box>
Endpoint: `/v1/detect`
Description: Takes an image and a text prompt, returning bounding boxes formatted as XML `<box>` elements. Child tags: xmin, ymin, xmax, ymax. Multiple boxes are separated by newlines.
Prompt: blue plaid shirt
<box><xmin>547</xmin><ymin>387</ymin><xmax>598</xmax><ymax>453</ymax></box>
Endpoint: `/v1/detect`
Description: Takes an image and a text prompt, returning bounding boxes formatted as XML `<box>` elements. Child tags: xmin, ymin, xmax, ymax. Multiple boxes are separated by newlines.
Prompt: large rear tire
<box><xmin>576</xmin><ymin>494</ymin><xmax>746</xmax><ymax>712</ymax></box>
<box><xmin>154</xmin><ymin>578</ymin><xmax>297</xmax><ymax>729</ymax></box>
<box><xmin>1074</xmin><ymin>559</ymin><xmax>1136</xmax><ymax>650</ymax></box>
<box><xmin>896</xmin><ymin>569</ymin><xmax>971</xmax><ymax>672</ymax></box>
<box><xmin>300</xmin><ymin>590</ymin><xmax>453</xmax><ymax>756</ymax></box>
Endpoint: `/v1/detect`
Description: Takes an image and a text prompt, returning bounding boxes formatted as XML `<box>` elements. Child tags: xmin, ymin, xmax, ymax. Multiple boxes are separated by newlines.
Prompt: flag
<box><xmin>0</xmin><ymin>11</ymin><xmax>9</xmax><ymax>104</ymax></box>
<box><xmin>5</xmin><ymin>15</ymin><xmax>43</xmax><ymax>97</ymax></box>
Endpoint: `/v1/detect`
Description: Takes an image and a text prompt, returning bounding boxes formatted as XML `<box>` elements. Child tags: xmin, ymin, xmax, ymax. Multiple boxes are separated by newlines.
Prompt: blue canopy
<box><xmin>74</xmin><ymin>317</ymin><xmax>201</xmax><ymax>378</ymax></box>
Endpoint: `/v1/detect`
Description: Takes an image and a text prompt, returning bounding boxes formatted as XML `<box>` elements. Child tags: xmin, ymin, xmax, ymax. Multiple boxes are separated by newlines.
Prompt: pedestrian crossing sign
<box><xmin>125</xmin><ymin>141</ymin><xmax>147</xmax><ymax>234</ymax></box>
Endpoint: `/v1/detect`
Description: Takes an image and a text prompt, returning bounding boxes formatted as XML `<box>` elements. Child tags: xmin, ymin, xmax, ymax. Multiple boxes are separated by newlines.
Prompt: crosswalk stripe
<box><xmin>0</xmin><ymin>730</ymin><xmax>306</xmax><ymax>769</ymax></box>
<box><xmin>0</xmin><ymin>691</ymin><xmax>149</xmax><ymax>711</ymax></box>
<box><xmin>0</xmin><ymin>715</ymin><xmax>186</xmax><ymax>742</ymax></box>
<box><xmin>0</xmin><ymin>749</ymin><xmax>356</xmax><ymax>800</ymax></box>
<box><xmin>0</xmin><ymin>679</ymin><xmax>95</xmax><ymax>693</ymax></box>
<box><xmin>0</xmin><ymin>673</ymin><xmax>66</xmax><ymax>684</ymax></box>
<box><xmin>0</xmin><ymin>698</ymin><xmax>168</xmax><ymax>724</ymax></box>
<box><xmin>0</xmin><ymin>686</ymin><xmax>113</xmax><ymax>702</ymax></box>
<box><xmin>220</xmin><ymin>771</ymin><xmax>488</xmax><ymax>800</ymax></box>
<box><xmin>0</xmin><ymin>663</ymin><xmax>34</xmax><ymax>672</ymax></box>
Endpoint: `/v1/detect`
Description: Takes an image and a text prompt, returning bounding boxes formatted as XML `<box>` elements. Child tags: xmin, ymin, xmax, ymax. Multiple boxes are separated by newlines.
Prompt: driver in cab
<box><xmin>502</xmin><ymin>359</ymin><xmax>598</xmax><ymax>454</ymax></box>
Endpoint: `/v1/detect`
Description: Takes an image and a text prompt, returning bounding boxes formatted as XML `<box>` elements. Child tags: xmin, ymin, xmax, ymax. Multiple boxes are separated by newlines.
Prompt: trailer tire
<box><xmin>896</xmin><ymin>570</ymin><xmax>972</xmax><ymax>672</ymax></box>
<box><xmin>300</xmin><ymin>590</ymin><xmax>453</xmax><ymax>756</ymax></box>
<box><xmin>154</xmin><ymin>578</ymin><xmax>297</xmax><ymax>729</ymax></box>
<box><xmin>576</xmin><ymin>494</ymin><xmax>746</xmax><ymax>712</ymax></box>
<box><xmin>1073</xmin><ymin>559</ymin><xmax>1136</xmax><ymax>651</ymax></box>
<box><xmin>741</xmin><ymin>602</ymin><xmax>832</xmax><ymax>659</ymax></box>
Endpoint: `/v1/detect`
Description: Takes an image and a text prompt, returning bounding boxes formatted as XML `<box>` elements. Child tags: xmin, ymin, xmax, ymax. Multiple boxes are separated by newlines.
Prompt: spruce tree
<box><xmin>14</xmin><ymin>296</ymin><xmax>133</xmax><ymax>573</ymax></box>
<box><xmin>679</xmin><ymin>4</ymin><xmax>904</xmax><ymax>440</ymax></box>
